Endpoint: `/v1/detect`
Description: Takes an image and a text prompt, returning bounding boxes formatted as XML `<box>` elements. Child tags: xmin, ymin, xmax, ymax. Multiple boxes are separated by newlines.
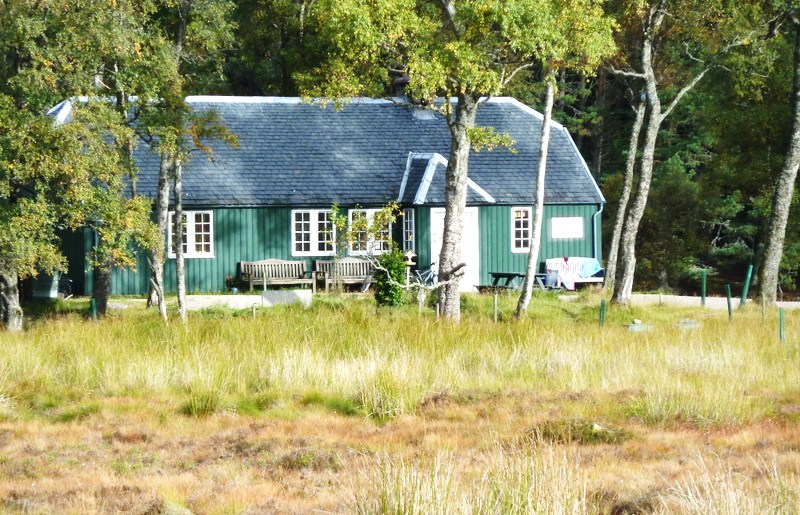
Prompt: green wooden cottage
<box><xmin>56</xmin><ymin>96</ymin><xmax>604</xmax><ymax>295</ymax></box>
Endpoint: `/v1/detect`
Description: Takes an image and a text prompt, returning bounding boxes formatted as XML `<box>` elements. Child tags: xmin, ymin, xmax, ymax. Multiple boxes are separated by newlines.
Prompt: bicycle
<box><xmin>415</xmin><ymin>262</ymin><xmax>438</xmax><ymax>287</ymax></box>
<box><xmin>58</xmin><ymin>275</ymin><xmax>73</xmax><ymax>299</ymax></box>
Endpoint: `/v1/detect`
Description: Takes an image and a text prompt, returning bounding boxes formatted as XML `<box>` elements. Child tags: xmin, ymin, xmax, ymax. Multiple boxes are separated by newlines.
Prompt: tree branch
<box><xmin>501</xmin><ymin>63</ymin><xmax>534</xmax><ymax>88</ymax></box>
<box><xmin>608</xmin><ymin>66</ymin><xmax>647</xmax><ymax>80</ymax></box>
<box><xmin>661</xmin><ymin>67</ymin><xmax>707</xmax><ymax>118</ymax></box>
<box><xmin>439</xmin><ymin>0</ymin><xmax>462</xmax><ymax>37</ymax></box>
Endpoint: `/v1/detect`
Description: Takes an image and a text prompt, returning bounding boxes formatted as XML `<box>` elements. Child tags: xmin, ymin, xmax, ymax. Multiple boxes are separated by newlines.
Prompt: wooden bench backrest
<box><xmin>316</xmin><ymin>258</ymin><xmax>373</xmax><ymax>277</ymax></box>
<box><xmin>241</xmin><ymin>259</ymin><xmax>306</xmax><ymax>279</ymax></box>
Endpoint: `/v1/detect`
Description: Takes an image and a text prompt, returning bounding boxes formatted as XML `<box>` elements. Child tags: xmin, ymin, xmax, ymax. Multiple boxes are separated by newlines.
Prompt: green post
<box><xmin>780</xmin><ymin>307</ymin><xmax>785</xmax><ymax>342</ymax></box>
<box><xmin>599</xmin><ymin>299</ymin><xmax>607</xmax><ymax>326</ymax></box>
<box><xmin>700</xmin><ymin>269</ymin><xmax>707</xmax><ymax>307</ymax></box>
<box><xmin>725</xmin><ymin>284</ymin><xmax>732</xmax><ymax>321</ymax></box>
<box><xmin>740</xmin><ymin>264</ymin><xmax>753</xmax><ymax>310</ymax></box>
<box><xmin>90</xmin><ymin>298</ymin><xmax>97</xmax><ymax>321</ymax></box>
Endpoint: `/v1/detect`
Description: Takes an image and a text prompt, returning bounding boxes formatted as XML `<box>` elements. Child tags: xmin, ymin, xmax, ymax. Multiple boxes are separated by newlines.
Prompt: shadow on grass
<box><xmin>22</xmin><ymin>297</ymin><xmax>92</xmax><ymax>323</ymax></box>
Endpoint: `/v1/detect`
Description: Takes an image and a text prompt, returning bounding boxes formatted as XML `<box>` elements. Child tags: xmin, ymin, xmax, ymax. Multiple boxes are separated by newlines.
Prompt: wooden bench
<box><xmin>315</xmin><ymin>257</ymin><xmax>374</xmax><ymax>292</ymax></box>
<box><xmin>239</xmin><ymin>259</ymin><xmax>316</xmax><ymax>293</ymax></box>
<box><xmin>538</xmin><ymin>256</ymin><xmax>605</xmax><ymax>291</ymax></box>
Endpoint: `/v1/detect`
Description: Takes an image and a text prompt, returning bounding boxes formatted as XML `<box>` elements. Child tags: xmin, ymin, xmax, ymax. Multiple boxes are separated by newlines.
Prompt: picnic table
<box><xmin>478</xmin><ymin>272</ymin><xmax>526</xmax><ymax>293</ymax></box>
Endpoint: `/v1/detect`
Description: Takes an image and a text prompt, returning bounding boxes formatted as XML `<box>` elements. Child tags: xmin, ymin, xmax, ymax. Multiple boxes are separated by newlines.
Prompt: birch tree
<box><xmin>515</xmin><ymin>1</ymin><xmax>616</xmax><ymax>317</ymax></box>
<box><xmin>610</xmin><ymin>0</ymin><xmax>762</xmax><ymax>304</ymax></box>
<box><xmin>303</xmin><ymin>0</ymin><xmax>614</xmax><ymax>321</ymax></box>
<box><xmin>760</xmin><ymin>5</ymin><xmax>800</xmax><ymax>303</ymax></box>
<box><xmin>0</xmin><ymin>0</ymin><xmax>157</xmax><ymax>329</ymax></box>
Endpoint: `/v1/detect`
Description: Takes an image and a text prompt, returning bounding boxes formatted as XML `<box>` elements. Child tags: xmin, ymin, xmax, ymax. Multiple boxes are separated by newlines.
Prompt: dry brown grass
<box><xmin>0</xmin><ymin>393</ymin><xmax>798</xmax><ymax>513</ymax></box>
<box><xmin>0</xmin><ymin>295</ymin><xmax>798</xmax><ymax>513</ymax></box>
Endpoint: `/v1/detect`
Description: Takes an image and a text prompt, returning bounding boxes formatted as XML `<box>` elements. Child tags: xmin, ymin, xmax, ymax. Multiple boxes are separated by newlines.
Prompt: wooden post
<box><xmin>493</xmin><ymin>292</ymin><xmax>499</xmax><ymax>323</ymax></box>
<box><xmin>725</xmin><ymin>284</ymin><xmax>732</xmax><ymax>321</ymax></box>
<box><xmin>599</xmin><ymin>299</ymin><xmax>607</xmax><ymax>326</ymax></box>
<box><xmin>700</xmin><ymin>269</ymin><xmax>707</xmax><ymax>307</ymax></box>
<box><xmin>740</xmin><ymin>264</ymin><xmax>753</xmax><ymax>310</ymax></box>
<box><xmin>780</xmin><ymin>307</ymin><xmax>785</xmax><ymax>342</ymax></box>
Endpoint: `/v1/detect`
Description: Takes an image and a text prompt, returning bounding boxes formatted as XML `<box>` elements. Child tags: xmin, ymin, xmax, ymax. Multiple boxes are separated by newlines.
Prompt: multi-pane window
<box><xmin>350</xmin><ymin>210</ymin><xmax>369</xmax><ymax>253</ymax></box>
<box><xmin>292</xmin><ymin>210</ymin><xmax>336</xmax><ymax>256</ymax></box>
<box><xmin>349</xmin><ymin>209</ymin><xmax>391</xmax><ymax>255</ymax></box>
<box><xmin>168</xmin><ymin>211</ymin><xmax>214</xmax><ymax>258</ymax></box>
<box><xmin>511</xmin><ymin>207</ymin><xmax>531</xmax><ymax>252</ymax></box>
<box><xmin>402</xmin><ymin>209</ymin><xmax>415</xmax><ymax>253</ymax></box>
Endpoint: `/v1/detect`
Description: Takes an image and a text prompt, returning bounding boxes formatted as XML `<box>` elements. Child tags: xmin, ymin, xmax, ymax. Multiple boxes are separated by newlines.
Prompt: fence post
<box><xmin>599</xmin><ymin>299</ymin><xmax>607</xmax><ymax>326</ymax></box>
<box><xmin>780</xmin><ymin>307</ymin><xmax>785</xmax><ymax>342</ymax></box>
<box><xmin>725</xmin><ymin>284</ymin><xmax>732</xmax><ymax>321</ymax></box>
<box><xmin>701</xmin><ymin>269</ymin><xmax>707</xmax><ymax>307</ymax></box>
<box><xmin>740</xmin><ymin>264</ymin><xmax>753</xmax><ymax>310</ymax></box>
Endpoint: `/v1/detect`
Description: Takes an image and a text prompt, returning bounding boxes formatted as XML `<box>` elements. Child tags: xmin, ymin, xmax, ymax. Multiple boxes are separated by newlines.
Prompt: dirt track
<box><xmin>628</xmin><ymin>293</ymin><xmax>800</xmax><ymax>310</ymax></box>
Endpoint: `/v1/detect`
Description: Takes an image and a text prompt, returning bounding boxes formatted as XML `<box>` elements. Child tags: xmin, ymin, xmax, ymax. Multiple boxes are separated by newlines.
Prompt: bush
<box><xmin>375</xmin><ymin>248</ymin><xmax>407</xmax><ymax>307</ymax></box>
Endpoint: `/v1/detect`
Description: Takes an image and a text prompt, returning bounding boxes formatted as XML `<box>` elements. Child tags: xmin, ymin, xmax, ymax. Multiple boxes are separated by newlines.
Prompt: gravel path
<box><xmin>628</xmin><ymin>293</ymin><xmax>800</xmax><ymax>310</ymax></box>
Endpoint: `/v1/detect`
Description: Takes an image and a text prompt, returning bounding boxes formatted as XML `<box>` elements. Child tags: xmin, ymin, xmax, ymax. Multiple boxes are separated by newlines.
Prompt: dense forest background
<box><xmin>222</xmin><ymin>1</ymin><xmax>800</xmax><ymax>297</ymax></box>
<box><xmin>2</xmin><ymin>0</ymin><xmax>799</xmax><ymax>301</ymax></box>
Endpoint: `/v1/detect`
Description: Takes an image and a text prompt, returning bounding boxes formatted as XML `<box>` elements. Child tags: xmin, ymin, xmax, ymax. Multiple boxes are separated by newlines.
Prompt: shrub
<box><xmin>374</xmin><ymin>248</ymin><xmax>407</xmax><ymax>307</ymax></box>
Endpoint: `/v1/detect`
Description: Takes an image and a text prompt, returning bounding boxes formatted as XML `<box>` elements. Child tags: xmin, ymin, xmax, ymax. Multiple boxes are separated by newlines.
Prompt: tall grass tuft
<box><xmin>353</xmin><ymin>444</ymin><xmax>589</xmax><ymax>514</ymax></box>
<box><xmin>0</xmin><ymin>295</ymin><xmax>797</xmax><ymax>426</ymax></box>
<box><xmin>661</xmin><ymin>456</ymin><xmax>800</xmax><ymax>514</ymax></box>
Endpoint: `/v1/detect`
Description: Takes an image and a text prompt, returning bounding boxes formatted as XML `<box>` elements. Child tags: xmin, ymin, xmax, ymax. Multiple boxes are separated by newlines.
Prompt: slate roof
<box><xmin>52</xmin><ymin>96</ymin><xmax>604</xmax><ymax>207</ymax></box>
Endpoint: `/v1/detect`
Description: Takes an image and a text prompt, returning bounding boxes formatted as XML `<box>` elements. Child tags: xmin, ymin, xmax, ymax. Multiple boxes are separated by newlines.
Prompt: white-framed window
<box><xmin>511</xmin><ymin>207</ymin><xmax>532</xmax><ymax>253</ymax></box>
<box><xmin>402</xmin><ymin>208</ymin><xmax>415</xmax><ymax>253</ymax></box>
<box><xmin>168</xmin><ymin>210</ymin><xmax>214</xmax><ymax>258</ymax></box>
<box><xmin>292</xmin><ymin>209</ymin><xmax>336</xmax><ymax>256</ymax></box>
<box><xmin>550</xmin><ymin>216</ymin><xmax>584</xmax><ymax>240</ymax></box>
<box><xmin>349</xmin><ymin>208</ymin><xmax>391</xmax><ymax>255</ymax></box>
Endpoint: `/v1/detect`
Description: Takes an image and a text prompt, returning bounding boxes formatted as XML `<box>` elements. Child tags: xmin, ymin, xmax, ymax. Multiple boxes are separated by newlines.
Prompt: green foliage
<box><xmin>465</xmin><ymin>126</ymin><xmax>516</xmax><ymax>153</ymax></box>
<box><xmin>300</xmin><ymin>391</ymin><xmax>363</xmax><ymax>416</ymax></box>
<box><xmin>375</xmin><ymin>248</ymin><xmax>406</xmax><ymax>307</ymax></box>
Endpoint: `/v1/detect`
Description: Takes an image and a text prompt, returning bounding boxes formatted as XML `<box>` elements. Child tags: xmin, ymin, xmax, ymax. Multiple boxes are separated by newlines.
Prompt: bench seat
<box><xmin>239</xmin><ymin>259</ymin><xmax>316</xmax><ymax>293</ymax></box>
<box><xmin>315</xmin><ymin>257</ymin><xmax>374</xmax><ymax>292</ymax></box>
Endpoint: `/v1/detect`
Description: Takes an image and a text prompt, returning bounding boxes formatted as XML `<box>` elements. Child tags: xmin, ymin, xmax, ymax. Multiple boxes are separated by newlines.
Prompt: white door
<box><xmin>430</xmin><ymin>207</ymin><xmax>480</xmax><ymax>292</ymax></box>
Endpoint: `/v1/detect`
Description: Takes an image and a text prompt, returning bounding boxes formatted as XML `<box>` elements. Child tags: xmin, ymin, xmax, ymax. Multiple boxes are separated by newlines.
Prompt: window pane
<box><xmin>351</xmin><ymin>210</ymin><xmax>368</xmax><ymax>252</ymax></box>
<box><xmin>317</xmin><ymin>211</ymin><xmax>334</xmax><ymax>252</ymax></box>
<box><xmin>513</xmin><ymin>209</ymin><xmax>531</xmax><ymax>250</ymax></box>
<box><xmin>294</xmin><ymin>211</ymin><xmax>311</xmax><ymax>252</ymax></box>
<box><xmin>403</xmin><ymin>209</ymin><xmax>415</xmax><ymax>253</ymax></box>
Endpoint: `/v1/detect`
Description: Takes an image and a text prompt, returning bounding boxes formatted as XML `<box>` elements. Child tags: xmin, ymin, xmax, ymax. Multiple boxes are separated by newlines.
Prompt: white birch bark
<box><xmin>603</xmin><ymin>96</ymin><xmax>646</xmax><ymax>294</ymax></box>
<box><xmin>760</xmin><ymin>16</ymin><xmax>800</xmax><ymax>304</ymax></box>
<box><xmin>516</xmin><ymin>79</ymin><xmax>555</xmax><ymax>317</ymax></box>
<box><xmin>438</xmin><ymin>93</ymin><xmax>479</xmax><ymax>322</ymax></box>
<box><xmin>0</xmin><ymin>267</ymin><xmax>23</xmax><ymax>332</ymax></box>
<box><xmin>148</xmin><ymin>153</ymin><xmax>170</xmax><ymax>321</ymax></box>
<box><xmin>175</xmin><ymin>159</ymin><xmax>187</xmax><ymax>322</ymax></box>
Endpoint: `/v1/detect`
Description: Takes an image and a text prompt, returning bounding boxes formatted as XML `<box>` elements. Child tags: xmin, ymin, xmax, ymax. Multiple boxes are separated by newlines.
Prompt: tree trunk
<box><xmin>516</xmin><ymin>79</ymin><xmax>555</xmax><ymax>317</ymax></box>
<box><xmin>613</xmin><ymin>106</ymin><xmax>662</xmax><ymax>304</ymax></box>
<box><xmin>148</xmin><ymin>153</ymin><xmax>170</xmax><ymax>321</ymax></box>
<box><xmin>175</xmin><ymin>159</ymin><xmax>187</xmax><ymax>322</ymax></box>
<box><xmin>0</xmin><ymin>266</ymin><xmax>23</xmax><ymax>332</ymax></box>
<box><xmin>591</xmin><ymin>69</ymin><xmax>606</xmax><ymax>178</ymax></box>
<box><xmin>613</xmin><ymin>3</ymin><xmax>665</xmax><ymax>305</ymax></box>
<box><xmin>438</xmin><ymin>93</ymin><xmax>479</xmax><ymax>322</ymax></box>
<box><xmin>92</xmin><ymin>261</ymin><xmax>111</xmax><ymax>317</ymax></box>
<box><xmin>760</xmin><ymin>20</ymin><xmax>800</xmax><ymax>304</ymax></box>
<box><xmin>603</xmin><ymin>97</ymin><xmax>646</xmax><ymax>294</ymax></box>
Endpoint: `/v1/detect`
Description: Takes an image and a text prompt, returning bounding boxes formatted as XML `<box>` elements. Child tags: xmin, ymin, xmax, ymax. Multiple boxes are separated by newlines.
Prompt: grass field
<box><xmin>0</xmin><ymin>291</ymin><xmax>798</xmax><ymax>513</ymax></box>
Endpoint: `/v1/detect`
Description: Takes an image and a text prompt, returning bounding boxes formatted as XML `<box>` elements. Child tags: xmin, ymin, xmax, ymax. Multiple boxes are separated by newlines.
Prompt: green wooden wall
<box><xmin>111</xmin><ymin>207</ymin><xmax>299</xmax><ymax>295</ymax></box>
<box><xmin>66</xmin><ymin>203</ymin><xmax>601</xmax><ymax>295</ymax></box>
<box><xmin>413</xmin><ymin>204</ymin><xmax>601</xmax><ymax>286</ymax></box>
